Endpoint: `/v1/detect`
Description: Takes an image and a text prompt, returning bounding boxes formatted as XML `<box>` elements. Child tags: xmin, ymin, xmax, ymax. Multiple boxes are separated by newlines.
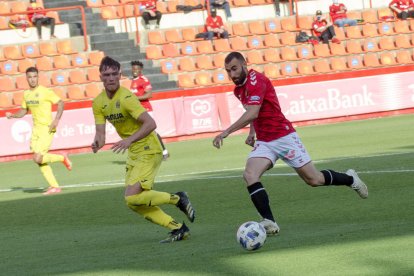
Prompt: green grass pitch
<box><xmin>0</xmin><ymin>114</ymin><xmax>413</xmax><ymax>275</ymax></box>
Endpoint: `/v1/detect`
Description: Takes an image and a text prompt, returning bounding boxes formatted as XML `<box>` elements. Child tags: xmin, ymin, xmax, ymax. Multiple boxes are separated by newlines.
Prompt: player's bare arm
<box><xmin>92</xmin><ymin>124</ymin><xmax>106</xmax><ymax>153</ymax></box>
<box><xmin>49</xmin><ymin>100</ymin><xmax>64</xmax><ymax>132</ymax></box>
<box><xmin>213</xmin><ymin>105</ymin><xmax>261</xmax><ymax>149</ymax></box>
<box><xmin>111</xmin><ymin>112</ymin><xmax>156</xmax><ymax>154</ymax></box>
<box><xmin>6</xmin><ymin>108</ymin><xmax>28</xmax><ymax>119</ymax></box>
<box><xmin>245</xmin><ymin>124</ymin><xmax>256</xmax><ymax>147</ymax></box>
<box><xmin>136</xmin><ymin>89</ymin><xmax>153</xmax><ymax>101</ymax></box>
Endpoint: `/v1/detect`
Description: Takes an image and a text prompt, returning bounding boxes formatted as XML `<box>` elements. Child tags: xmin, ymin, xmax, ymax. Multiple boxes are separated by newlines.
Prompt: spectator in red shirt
<box><xmin>130</xmin><ymin>61</ymin><xmax>169</xmax><ymax>160</ymax></box>
<box><xmin>329</xmin><ymin>0</ymin><xmax>357</xmax><ymax>27</ymax></box>
<box><xmin>141</xmin><ymin>0</ymin><xmax>162</xmax><ymax>29</ymax></box>
<box><xmin>312</xmin><ymin>10</ymin><xmax>340</xmax><ymax>44</ymax></box>
<box><xmin>389</xmin><ymin>0</ymin><xmax>414</xmax><ymax>19</ymax></box>
<box><xmin>205</xmin><ymin>8</ymin><xmax>229</xmax><ymax>40</ymax></box>
<box><xmin>27</xmin><ymin>0</ymin><xmax>56</xmax><ymax>39</ymax></box>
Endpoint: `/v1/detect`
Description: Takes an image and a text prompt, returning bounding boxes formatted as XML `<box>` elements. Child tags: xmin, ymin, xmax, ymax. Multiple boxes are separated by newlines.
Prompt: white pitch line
<box><xmin>0</xmin><ymin>168</ymin><xmax>413</xmax><ymax>193</ymax></box>
<box><xmin>1</xmin><ymin>151</ymin><xmax>412</xmax><ymax>193</ymax></box>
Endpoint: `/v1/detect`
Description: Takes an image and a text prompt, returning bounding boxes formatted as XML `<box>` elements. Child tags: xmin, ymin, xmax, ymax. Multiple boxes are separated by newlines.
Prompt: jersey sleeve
<box><xmin>245</xmin><ymin>72</ymin><xmax>266</xmax><ymax>106</ymax></box>
<box><xmin>46</xmin><ymin>88</ymin><xmax>61</xmax><ymax>104</ymax></box>
<box><xmin>21</xmin><ymin>92</ymin><xmax>27</xmax><ymax>109</ymax></box>
<box><xmin>92</xmin><ymin>97</ymin><xmax>106</xmax><ymax>125</ymax></box>
<box><xmin>123</xmin><ymin>92</ymin><xmax>146</xmax><ymax>120</ymax></box>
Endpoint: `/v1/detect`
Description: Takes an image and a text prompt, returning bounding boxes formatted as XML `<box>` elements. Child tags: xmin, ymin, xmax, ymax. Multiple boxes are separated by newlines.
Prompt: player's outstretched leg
<box><xmin>346</xmin><ymin>169</ymin><xmax>368</xmax><ymax>199</ymax></box>
<box><xmin>62</xmin><ymin>154</ymin><xmax>72</xmax><ymax>171</ymax></box>
<box><xmin>259</xmin><ymin>218</ymin><xmax>280</xmax><ymax>235</ymax></box>
<box><xmin>175</xmin><ymin>192</ymin><xmax>195</xmax><ymax>222</ymax></box>
<box><xmin>160</xmin><ymin>222</ymin><xmax>190</xmax><ymax>243</ymax></box>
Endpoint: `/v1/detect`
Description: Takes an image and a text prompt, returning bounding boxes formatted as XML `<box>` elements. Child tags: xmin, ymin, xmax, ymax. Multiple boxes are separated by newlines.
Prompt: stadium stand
<box><xmin>0</xmin><ymin>0</ymin><xmax>414</xmax><ymax>108</ymax></box>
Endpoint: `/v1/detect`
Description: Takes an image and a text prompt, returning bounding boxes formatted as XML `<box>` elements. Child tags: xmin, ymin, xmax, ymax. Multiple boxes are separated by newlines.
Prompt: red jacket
<box><xmin>312</xmin><ymin>19</ymin><xmax>328</xmax><ymax>37</ymax></box>
<box><xmin>329</xmin><ymin>3</ymin><xmax>348</xmax><ymax>22</ymax></box>
<box><xmin>27</xmin><ymin>7</ymin><xmax>47</xmax><ymax>23</ymax></box>
<box><xmin>205</xmin><ymin>15</ymin><xmax>224</xmax><ymax>31</ymax></box>
<box><xmin>141</xmin><ymin>0</ymin><xmax>157</xmax><ymax>12</ymax></box>
<box><xmin>389</xmin><ymin>0</ymin><xmax>414</xmax><ymax>11</ymax></box>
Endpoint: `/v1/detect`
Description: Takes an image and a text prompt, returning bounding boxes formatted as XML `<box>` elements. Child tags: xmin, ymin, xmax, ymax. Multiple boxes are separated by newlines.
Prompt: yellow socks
<box><xmin>126</xmin><ymin>190</ymin><xmax>182</xmax><ymax>230</ymax></box>
<box><xmin>127</xmin><ymin>204</ymin><xmax>182</xmax><ymax>230</ymax></box>
<box><xmin>39</xmin><ymin>164</ymin><xmax>59</xmax><ymax>188</ymax></box>
<box><xmin>42</xmin><ymin>153</ymin><xmax>64</xmax><ymax>164</ymax></box>
<box><xmin>127</xmin><ymin>190</ymin><xmax>179</xmax><ymax>206</ymax></box>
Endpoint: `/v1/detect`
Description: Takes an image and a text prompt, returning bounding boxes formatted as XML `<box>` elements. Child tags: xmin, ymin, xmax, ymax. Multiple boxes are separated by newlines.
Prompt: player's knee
<box><xmin>243</xmin><ymin>170</ymin><xmax>259</xmax><ymax>184</ymax></box>
<box><xmin>33</xmin><ymin>154</ymin><xmax>43</xmax><ymax>164</ymax></box>
<box><xmin>304</xmin><ymin>177</ymin><xmax>321</xmax><ymax>187</ymax></box>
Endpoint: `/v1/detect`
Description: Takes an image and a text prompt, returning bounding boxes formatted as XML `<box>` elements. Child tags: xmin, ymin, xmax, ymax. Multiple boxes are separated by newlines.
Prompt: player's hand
<box><xmin>6</xmin><ymin>112</ymin><xmax>12</xmax><ymax>119</ymax></box>
<box><xmin>91</xmin><ymin>141</ymin><xmax>100</xmax><ymax>153</ymax></box>
<box><xmin>213</xmin><ymin>131</ymin><xmax>229</xmax><ymax>149</ymax></box>
<box><xmin>245</xmin><ymin>134</ymin><xmax>255</xmax><ymax>147</ymax></box>
<box><xmin>111</xmin><ymin>138</ymin><xmax>132</xmax><ymax>154</ymax></box>
<box><xmin>49</xmin><ymin>119</ymin><xmax>59</xmax><ymax>133</ymax></box>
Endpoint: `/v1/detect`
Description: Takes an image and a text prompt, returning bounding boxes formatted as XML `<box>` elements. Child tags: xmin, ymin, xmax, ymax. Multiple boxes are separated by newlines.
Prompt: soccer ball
<box><xmin>236</xmin><ymin>221</ymin><xmax>267</xmax><ymax>251</ymax></box>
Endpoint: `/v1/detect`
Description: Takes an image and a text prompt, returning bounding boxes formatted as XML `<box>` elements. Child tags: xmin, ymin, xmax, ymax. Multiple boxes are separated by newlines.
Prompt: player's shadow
<box><xmin>21</xmin><ymin>187</ymin><xmax>44</xmax><ymax>193</ymax></box>
<box><xmin>111</xmin><ymin>161</ymin><xmax>126</xmax><ymax>165</ymax></box>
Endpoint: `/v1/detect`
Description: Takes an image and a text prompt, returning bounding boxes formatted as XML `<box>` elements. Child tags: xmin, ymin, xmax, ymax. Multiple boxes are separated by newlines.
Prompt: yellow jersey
<box><xmin>92</xmin><ymin>86</ymin><xmax>161</xmax><ymax>154</ymax></box>
<box><xmin>22</xmin><ymin>85</ymin><xmax>61</xmax><ymax>127</ymax></box>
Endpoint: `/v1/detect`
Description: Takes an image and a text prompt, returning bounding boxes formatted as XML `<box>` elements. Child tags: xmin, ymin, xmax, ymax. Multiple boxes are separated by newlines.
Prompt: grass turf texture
<box><xmin>0</xmin><ymin>114</ymin><xmax>413</xmax><ymax>275</ymax></box>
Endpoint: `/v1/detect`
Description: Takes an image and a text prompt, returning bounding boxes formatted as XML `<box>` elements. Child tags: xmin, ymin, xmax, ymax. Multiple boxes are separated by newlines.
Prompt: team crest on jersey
<box><xmin>35</xmin><ymin>93</ymin><xmax>39</xmax><ymax>97</ymax></box>
<box><xmin>249</xmin><ymin>71</ymin><xmax>257</xmax><ymax>86</ymax></box>
<box><xmin>116</xmin><ymin>100</ymin><xmax>120</xmax><ymax>109</ymax></box>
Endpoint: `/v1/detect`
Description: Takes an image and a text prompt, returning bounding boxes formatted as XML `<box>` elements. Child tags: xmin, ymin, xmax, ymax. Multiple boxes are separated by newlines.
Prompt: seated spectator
<box><xmin>312</xmin><ymin>10</ymin><xmax>340</xmax><ymax>44</ymax></box>
<box><xmin>141</xmin><ymin>0</ymin><xmax>162</xmax><ymax>29</ymax></box>
<box><xmin>205</xmin><ymin>8</ymin><xmax>229</xmax><ymax>40</ymax></box>
<box><xmin>208</xmin><ymin>0</ymin><xmax>232</xmax><ymax>19</ymax></box>
<box><xmin>274</xmin><ymin>0</ymin><xmax>295</xmax><ymax>17</ymax></box>
<box><xmin>27</xmin><ymin>0</ymin><xmax>56</xmax><ymax>39</ymax></box>
<box><xmin>329</xmin><ymin>0</ymin><xmax>357</xmax><ymax>27</ymax></box>
<box><xmin>389</xmin><ymin>0</ymin><xmax>414</xmax><ymax>20</ymax></box>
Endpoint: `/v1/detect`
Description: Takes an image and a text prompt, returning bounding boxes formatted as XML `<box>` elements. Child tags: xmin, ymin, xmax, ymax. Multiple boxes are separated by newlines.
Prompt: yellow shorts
<box><xmin>31</xmin><ymin>125</ymin><xmax>55</xmax><ymax>154</ymax></box>
<box><xmin>125</xmin><ymin>153</ymin><xmax>162</xmax><ymax>190</ymax></box>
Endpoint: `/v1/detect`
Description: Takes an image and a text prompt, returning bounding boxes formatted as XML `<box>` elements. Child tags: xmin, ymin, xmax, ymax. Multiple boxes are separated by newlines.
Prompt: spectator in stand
<box><xmin>141</xmin><ymin>0</ymin><xmax>162</xmax><ymax>29</ymax></box>
<box><xmin>329</xmin><ymin>0</ymin><xmax>357</xmax><ymax>27</ymax></box>
<box><xmin>274</xmin><ymin>0</ymin><xmax>295</xmax><ymax>17</ymax></box>
<box><xmin>27</xmin><ymin>0</ymin><xmax>56</xmax><ymax>39</ymax></box>
<box><xmin>208</xmin><ymin>0</ymin><xmax>232</xmax><ymax>20</ymax></box>
<box><xmin>205</xmin><ymin>8</ymin><xmax>229</xmax><ymax>40</ymax></box>
<box><xmin>312</xmin><ymin>10</ymin><xmax>340</xmax><ymax>44</ymax></box>
<box><xmin>389</xmin><ymin>0</ymin><xmax>414</xmax><ymax>20</ymax></box>
<box><xmin>130</xmin><ymin>61</ymin><xmax>170</xmax><ymax>160</ymax></box>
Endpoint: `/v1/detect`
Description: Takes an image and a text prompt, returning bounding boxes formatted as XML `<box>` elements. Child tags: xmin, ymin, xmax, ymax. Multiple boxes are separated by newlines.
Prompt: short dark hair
<box><xmin>99</xmin><ymin>56</ymin><xmax>121</xmax><ymax>73</ymax></box>
<box><xmin>26</xmin><ymin>67</ymin><xmax>38</xmax><ymax>74</ymax></box>
<box><xmin>224</xmin><ymin>52</ymin><xmax>246</xmax><ymax>64</ymax></box>
<box><xmin>130</xmin><ymin>60</ymin><xmax>143</xmax><ymax>68</ymax></box>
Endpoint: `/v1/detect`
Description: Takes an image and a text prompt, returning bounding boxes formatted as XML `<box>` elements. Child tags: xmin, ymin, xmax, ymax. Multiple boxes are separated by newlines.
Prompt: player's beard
<box><xmin>233</xmin><ymin>69</ymin><xmax>247</xmax><ymax>86</ymax></box>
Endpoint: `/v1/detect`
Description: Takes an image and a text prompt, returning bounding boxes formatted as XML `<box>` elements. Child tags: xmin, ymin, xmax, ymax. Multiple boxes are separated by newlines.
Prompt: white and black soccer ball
<box><xmin>236</xmin><ymin>221</ymin><xmax>267</xmax><ymax>251</ymax></box>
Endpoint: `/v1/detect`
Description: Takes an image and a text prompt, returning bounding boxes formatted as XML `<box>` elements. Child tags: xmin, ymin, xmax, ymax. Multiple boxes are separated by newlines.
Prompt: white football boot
<box><xmin>346</xmin><ymin>169</ymin><xmax>368</xmax><ymax>199</ymax></box>
<box><xmin>259</xmin><ymin>218</ymin><xmax>280</xmax><ymax>236</ymax></box>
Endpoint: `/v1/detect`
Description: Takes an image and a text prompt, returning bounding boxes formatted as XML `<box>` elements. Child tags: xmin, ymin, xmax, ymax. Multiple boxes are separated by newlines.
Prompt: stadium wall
<box><xmin>1</xmin><ymin>66</ymin><xmax>414</xmax><ymax>161</ymax></box>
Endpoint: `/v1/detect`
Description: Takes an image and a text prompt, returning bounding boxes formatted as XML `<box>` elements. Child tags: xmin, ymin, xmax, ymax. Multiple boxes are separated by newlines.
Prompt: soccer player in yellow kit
<box><xmin>91</xmin><ymin>56</ymin><xmax>195</xmax><ymax>243</ymax></box>
<box><xmin>6</xmin><ymin>67</ymin><xmax>72</xmax><ymax>195</ymax></box>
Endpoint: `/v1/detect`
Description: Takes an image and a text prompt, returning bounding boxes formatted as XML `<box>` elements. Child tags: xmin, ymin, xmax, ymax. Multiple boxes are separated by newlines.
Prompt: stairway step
<box><xmin>44</xmin><ymin>1</ymin><xmax>87</xmax><ymax>8</ymax></box>
<box><xmin>152</xmin><ymin>81</ymin><xmax>178</xmax><ymax>91</ymax></box>
<box><xmin>89</xmin><ymin>33</ymin><xmax>130</xmax><ymax>43</ymax></box>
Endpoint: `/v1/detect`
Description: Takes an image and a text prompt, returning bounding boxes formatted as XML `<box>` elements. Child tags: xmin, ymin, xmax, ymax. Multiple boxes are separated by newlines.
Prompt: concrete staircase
<box><xmin>44</xmin><ymin>0</ymin><xmax>177</xmax><ymax>91</ymax></box>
